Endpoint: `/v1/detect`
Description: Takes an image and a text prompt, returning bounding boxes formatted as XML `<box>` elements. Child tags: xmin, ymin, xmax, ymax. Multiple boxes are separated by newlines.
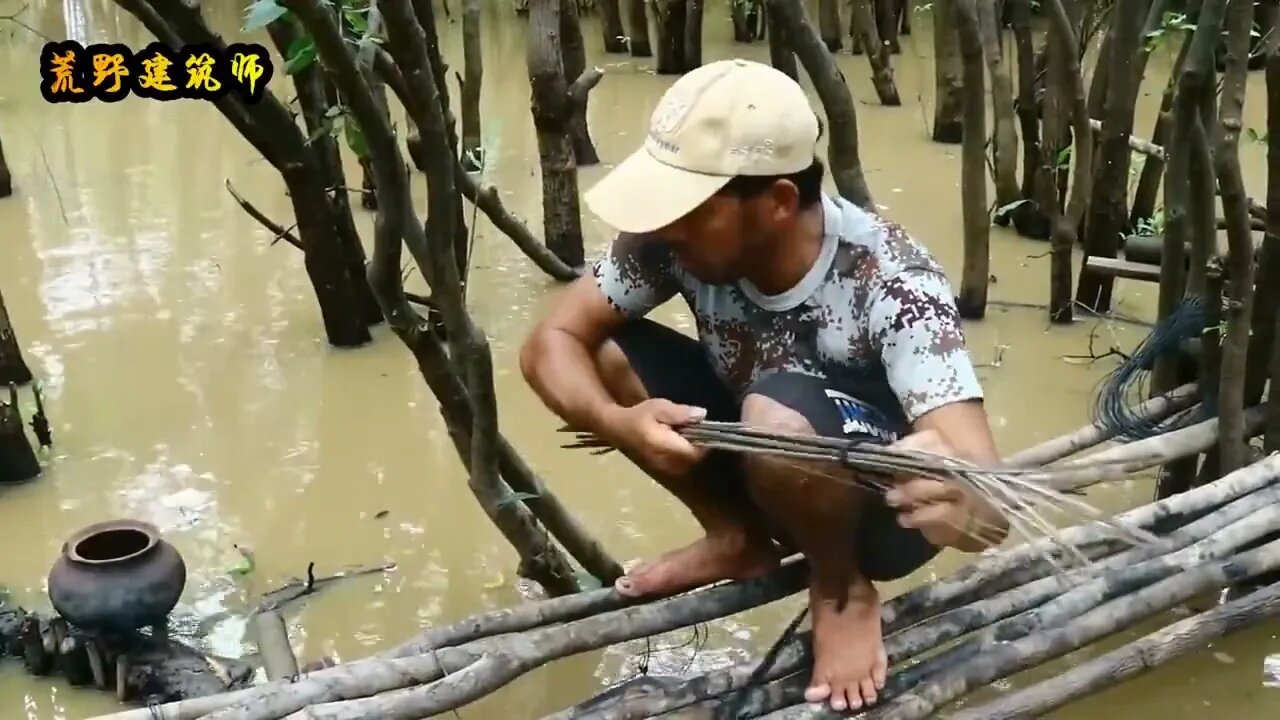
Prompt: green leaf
<box><xmin>344</xmin><ymin>115</ymin><xmax>368</xmax><ymax>157</ymax></box>
<box><xmin>344</xmin><ymin>8</ymin><xmax>368</xmax><ymax>34</ymax></box>
<box><xmin>244</xmin><ymin>0</ymin><xmax>288</xmax><ymax>31</ymax></box>
<box><xmin>285</xmin><ymin>36</ymin><xmax>318</xmax><ymax>74</ymax></box>
<box><xmin>227</xmin><ymin>545</ymin><xmax>257</xmax><ymax>573</ymax></box>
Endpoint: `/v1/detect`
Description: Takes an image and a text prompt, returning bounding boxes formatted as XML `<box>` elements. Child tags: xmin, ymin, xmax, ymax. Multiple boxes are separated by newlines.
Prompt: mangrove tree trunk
<box><xmin>1077</xmin><ymin>0</ymin><xmax>1146</xmax><ymax>313</ymax></box>
<box><xmin>1047</xmin><ymin>0</ymin><xmax>1092</xmax><ymax>324</ymax></box>
<box><xmin>528</xmin><ymin>0</ymin><xmax>587</xmax><ymax>268</ymax></box>
<box><xmin>932</xmin><ymin>0</ymin><xmax>964</xmax><ymax>143</ymax></box>
<box><xmin>461</xmin><ymin>0</ymin><xmax>484</xmax><ymax>171</ymax></box>
<box><xmin>1213</xmin><ymin>0</ymin><xmax>1254</xmax><ymax>476</ymax></box>
<box><xmin>976</xmin><ymin>0</ymin><xmax>1020</xmax><ymax>212</ymax></box>
<box><xmin>0</xmin><ymin>285</ymin><xmax>32</xmax><ymax>386</ymax></box>
<box><xmin>819</xmin><ymin>0</ymin><xmax>842</xmax><ymax>51</ymax></box>
<box><xmin>559</xmin><ymin>0</ymin><xmax>600</xmax><ymax>165</ymax></box>
<box><xmin>767</xmin><ymin>2</ymin><xmax>798</xmax><ymax>80</ymax></box>
<box><xmin>0</xmin><ymin>384</ymin><xmax>39</xmax><ymax>484</ymax></box>
<box><xmin>686</xmin><ymin>0</ymin><xmax>704</xmax><ymax>66</ymax></box>
<box><xmin>627</xmin><ymin>0</ymin><xmax>652</xmax><ymax>56</ymax></box>
<box><xmin>113</xmin><ymin>0</ymin><xmax>376</xmax><ymax>349</ymax></box>
<box><xmin>0</xmin><ymin>132</ymin><xmax>11</xmax><ymax>198</ymax></box>
<box><xmin>598</xmin><ymin>0</ymin><xmax>627</xmax><ymax>52</ymax></box>
<box><xmin>850</xmin><ymin>0</ymin><xmax>901</xmax><ymax>105</ymax></box>
<box><xmin>956</xmin><ymin>0</ymin><xmax>988</xmax><ymax>319</ymax></box>
<box><xmin>653</xmin><ymin>0</ymin><xmax>687</xmax><ymax>73</ymax></box>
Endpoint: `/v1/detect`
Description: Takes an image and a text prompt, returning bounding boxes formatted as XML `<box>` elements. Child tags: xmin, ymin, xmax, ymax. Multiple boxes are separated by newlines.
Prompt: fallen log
<box><xmin>1049</xmin><ymin>403</ymin><xmax>1269</xmax><ymax>491</ymax></box>
<box><xmin>869</xmin><ymin>535</ymin><xmax>1280</xmax><ymax>719</ymax></box>
<box><xmin>1005</xmin><ymin>384</ymin><xmax>1198</xmax><ymax>467</ymax></box>
<box><xmin>949</xmin><ymin>578</ymin><xmax>1280</xmax><ymax>719</ymax></box>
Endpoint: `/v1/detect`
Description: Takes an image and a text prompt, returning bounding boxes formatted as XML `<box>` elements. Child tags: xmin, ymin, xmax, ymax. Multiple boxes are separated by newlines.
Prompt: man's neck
<box><xmin>743</xmin><ymin>203</ymin><xmax>827</xmax><ymax>297</ymax></box>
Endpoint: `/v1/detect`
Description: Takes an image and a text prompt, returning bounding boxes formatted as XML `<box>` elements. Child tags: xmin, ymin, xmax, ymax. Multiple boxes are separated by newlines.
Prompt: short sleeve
<box><xmin>866</xmin><ymin>268</ymin><xmax>985</xmax><ymax>422</ymax></box>
<box><xmin>591</xmin><ymin>232</ymin><xmax>681</xmax><ymax>318</ymax></box>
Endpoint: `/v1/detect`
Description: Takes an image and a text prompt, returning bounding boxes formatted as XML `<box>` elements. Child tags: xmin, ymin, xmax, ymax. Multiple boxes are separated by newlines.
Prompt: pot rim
<box><xmin>64</xmin><ymin>519</ymin><xmax>161</xmax><ymax>565</ymax></box>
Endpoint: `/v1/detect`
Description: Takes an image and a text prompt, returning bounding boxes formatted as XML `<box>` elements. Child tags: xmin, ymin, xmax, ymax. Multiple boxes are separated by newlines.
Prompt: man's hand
<box><xmin>599</xmin><ymin>399</ymin><xmax>709</xmax><ymax>478</ymax></box>
<box><xmin>883</xmin><ymin>429</ymin><xmax>1008</xmax><ymax>551</ymax></box>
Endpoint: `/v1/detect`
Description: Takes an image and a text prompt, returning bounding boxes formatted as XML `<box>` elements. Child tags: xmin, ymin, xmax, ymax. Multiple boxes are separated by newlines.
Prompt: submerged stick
<box><xmin>251</xmin><ymin>612</ymin><xmax>298</xmax><ymax>682</ymax></box>
<box><xmin>253</xmin><ymin>562</ymin><xmax>396</xmax><ymax>615</ymax></box>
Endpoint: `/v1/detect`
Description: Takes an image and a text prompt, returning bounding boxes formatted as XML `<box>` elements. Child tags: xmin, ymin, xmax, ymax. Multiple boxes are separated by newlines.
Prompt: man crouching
<box><xmin>519</xmin><ymin>59</ymin><xmax>1010</xmax><ymax>713</ymax></box>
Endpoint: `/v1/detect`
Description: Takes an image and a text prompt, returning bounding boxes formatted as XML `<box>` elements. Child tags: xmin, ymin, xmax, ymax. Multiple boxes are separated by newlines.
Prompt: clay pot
<box><xmin>47</xmin><ymin>519</ymin><xmax>186</xmax><ymax>634</ymax></box>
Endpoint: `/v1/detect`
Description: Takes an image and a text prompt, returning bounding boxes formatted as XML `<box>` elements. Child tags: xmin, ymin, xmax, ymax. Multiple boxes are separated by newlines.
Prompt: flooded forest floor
<box><xmin>1</xmin><ymin>0</ymin><xmax>1279</xmax><ymax>717</ymax></box>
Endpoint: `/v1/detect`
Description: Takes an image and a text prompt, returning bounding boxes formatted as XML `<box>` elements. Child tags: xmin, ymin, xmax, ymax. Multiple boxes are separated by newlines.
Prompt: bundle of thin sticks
<box><xmin>561</xmin><ymin>421</ymin><xmax>1165</xmax><ymax>572</ymax></box>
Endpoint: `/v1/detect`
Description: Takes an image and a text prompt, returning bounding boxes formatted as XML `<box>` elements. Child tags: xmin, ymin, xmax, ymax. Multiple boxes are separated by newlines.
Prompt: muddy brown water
<box><xmin>1</xmin><ymin>1</ymin><xmax>1278</xmax><ymax>717</ymax></box>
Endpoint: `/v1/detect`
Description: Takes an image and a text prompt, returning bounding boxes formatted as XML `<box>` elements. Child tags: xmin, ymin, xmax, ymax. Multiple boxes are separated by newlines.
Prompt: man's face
<box><xmin>657</xmin><ymin>180</ymin><xmax>799</xmax><ymax>284</ymax></box>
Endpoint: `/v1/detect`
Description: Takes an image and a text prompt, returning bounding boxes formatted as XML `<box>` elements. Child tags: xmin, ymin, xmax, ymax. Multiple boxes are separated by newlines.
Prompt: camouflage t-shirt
<box><xmin>592</xmin><ymin>192</ymin><xmax>984</xmax><ymax>434</ymax></box>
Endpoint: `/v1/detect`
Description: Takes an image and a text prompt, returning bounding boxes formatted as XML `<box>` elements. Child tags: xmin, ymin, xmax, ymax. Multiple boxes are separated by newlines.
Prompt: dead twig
<box><xmin>224</xmin><ymin>180</ymin><xmax>303</xmax><ymax>250</ymax></box>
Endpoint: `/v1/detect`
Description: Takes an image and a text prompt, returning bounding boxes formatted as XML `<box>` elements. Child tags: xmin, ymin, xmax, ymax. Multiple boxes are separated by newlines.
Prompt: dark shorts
<box><xmin>610</xmin><ymin>318</ymin><xmax>940</xmax><ymax>582</ymax></box>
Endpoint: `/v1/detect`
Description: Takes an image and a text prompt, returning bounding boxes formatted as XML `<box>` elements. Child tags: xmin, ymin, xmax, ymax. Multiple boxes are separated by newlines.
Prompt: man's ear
<box><xmin>767</xmin><ymin>179</ymin><xmax>801</xmax><ymax>221</ymax></box>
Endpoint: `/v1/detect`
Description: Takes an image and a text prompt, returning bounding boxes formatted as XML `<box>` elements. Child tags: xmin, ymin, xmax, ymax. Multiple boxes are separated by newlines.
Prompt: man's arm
<box><xmin>520</xmin><ymin>232</ymin><xmax>680</xmax><ymax>434</ymax></box>
<box><xmin>910</xmin><ymin>401</ymin><xmax>1009</xmax><ymax>550</ymax></box>
<box><xmin>520</xmin><ymin>274</ymin><xmax>632</xmax><ymax>433</ymax></box>
<box><xmin>868</xmin><ymin>268</ymin><xmax>1010</xmax><ymax>550</ymax></box>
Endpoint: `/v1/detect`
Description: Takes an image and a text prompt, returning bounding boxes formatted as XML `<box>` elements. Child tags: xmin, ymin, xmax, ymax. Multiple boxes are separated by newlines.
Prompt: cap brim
<box><xmin>584</xmin><ymin>148</ymin><xmax>734</xmax><ymax>234</ymax></box>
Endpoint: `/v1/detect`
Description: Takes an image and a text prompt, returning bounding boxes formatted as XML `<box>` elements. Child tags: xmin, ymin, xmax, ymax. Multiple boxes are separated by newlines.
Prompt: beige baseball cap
<box><xmin>583</xmin><ymin>59</ymin><xmax>822</xmax><ymax>234</ymax></box>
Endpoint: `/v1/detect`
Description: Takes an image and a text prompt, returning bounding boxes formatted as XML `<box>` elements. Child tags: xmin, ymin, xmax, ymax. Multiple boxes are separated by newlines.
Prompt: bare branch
<box><xmin>224</xmin><ymin>180</ymin><xmax>302</xmax><ymax>250</ymax></box>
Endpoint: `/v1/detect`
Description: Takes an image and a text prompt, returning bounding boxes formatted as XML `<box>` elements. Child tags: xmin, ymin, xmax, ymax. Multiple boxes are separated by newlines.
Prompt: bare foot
<box><xmin>804</xmin><ymin>581</ymin><xmax>888</xmax><ymax>713</ymax></box>
<box><xmin>614</xmin><ymin>532</ymin><xmax>780</xmax><ymax>597</ymax></box>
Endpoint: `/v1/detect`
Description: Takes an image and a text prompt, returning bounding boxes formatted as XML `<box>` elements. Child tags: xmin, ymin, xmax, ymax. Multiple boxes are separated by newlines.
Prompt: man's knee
<box><xmin>741</xmin><ymin>392</ymin><xmax>817</xmax><ymax>435</ymax></box>
<box><xmin>740</xmin><ymin>388</ymin><xmax>822</xmax><ymax>498</ymax></box>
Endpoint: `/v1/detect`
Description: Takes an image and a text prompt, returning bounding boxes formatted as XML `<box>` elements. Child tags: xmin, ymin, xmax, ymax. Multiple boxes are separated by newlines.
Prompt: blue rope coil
<box><xmin>1089</xmin><ymin>295</ymin><xmax>1210</xmax><ymax>442</ymax></box>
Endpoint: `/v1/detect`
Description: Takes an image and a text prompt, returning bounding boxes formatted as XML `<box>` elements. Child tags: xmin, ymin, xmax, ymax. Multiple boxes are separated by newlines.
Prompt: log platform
<box><xmin>31</xmin><ymin>383</ymin><xmax>1272</xmax><ymax>720</ymax></box>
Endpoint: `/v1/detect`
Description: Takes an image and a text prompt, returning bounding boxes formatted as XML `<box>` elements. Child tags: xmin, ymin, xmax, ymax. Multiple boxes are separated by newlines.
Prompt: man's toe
<box><xmin>860</xmin><ymin>677</ymin><xmax>879</xmax><ymax>706</ymax></box>
<box><xmin>614</xmin><ymin>576</ymin><xmax>642</xmax><ymax>597</ymax></box>
<box><xmin>804</xmin><ymin>681</ymin><xmax>831</xmax><ymax>704</ymax></box>
<box><xmin>829</xmin><ymin>686</ymin><xmax>849</xmax><ymax>712</ymax></box>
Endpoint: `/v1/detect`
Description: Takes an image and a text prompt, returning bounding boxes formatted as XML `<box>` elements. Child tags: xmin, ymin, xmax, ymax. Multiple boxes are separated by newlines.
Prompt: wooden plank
<box><xmin>1084</xmin><ymin>256</ymin><xmax>1163</xmax><ymax>283</ymax></box>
